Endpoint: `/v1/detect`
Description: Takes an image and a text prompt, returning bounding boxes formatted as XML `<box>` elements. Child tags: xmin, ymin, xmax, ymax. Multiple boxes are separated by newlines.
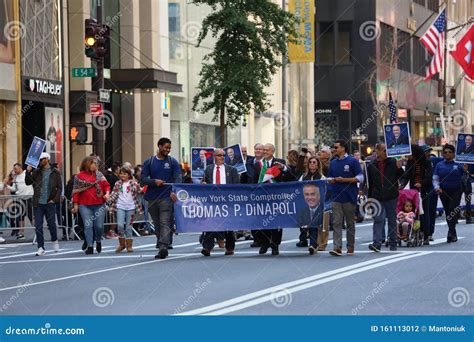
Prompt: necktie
<box><xmin>216</xmin><ymin>166</ymin><xmax>220</xmax><ymax>184</ymax></box>
<box><xmin>310</xmin><ymin>210</ymin><xmax>315</xmax><ymax>221</ymax></box>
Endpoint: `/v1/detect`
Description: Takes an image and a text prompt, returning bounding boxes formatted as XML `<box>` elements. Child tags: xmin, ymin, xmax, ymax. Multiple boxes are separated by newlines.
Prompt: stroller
<box><xmin>396</xmin><ymin>189</ymin><xmax>423</xmax><ymax>247</ymax></box>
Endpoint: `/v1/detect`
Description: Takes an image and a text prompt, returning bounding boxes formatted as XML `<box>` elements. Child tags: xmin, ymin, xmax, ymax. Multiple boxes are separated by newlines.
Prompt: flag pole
<box><xmin>440</xmin><ymin>4</ymin><xmax>449</xmax><ymax>144</ymax></box>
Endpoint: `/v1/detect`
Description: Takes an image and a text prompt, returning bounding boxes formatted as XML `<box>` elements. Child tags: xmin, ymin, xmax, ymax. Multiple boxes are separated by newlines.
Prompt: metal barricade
<box><xmin>0</xmin><ymin>195</ymin><xmax>153</xmax><ymax>242</ymax></box>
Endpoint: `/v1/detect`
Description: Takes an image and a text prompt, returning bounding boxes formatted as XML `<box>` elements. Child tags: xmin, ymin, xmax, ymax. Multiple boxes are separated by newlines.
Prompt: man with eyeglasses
<box><xmin>200</xmin><ymin>148</ymin><xmax>240</xmax><ymax>256</ymax></box>
<box><xmin>253</xmin><ymin>143</ymin><xmax>292</xmax><ymax>255</ymax></box>
<box><xmin>328</xmin><ymin>140</ymin><xmax>364</xmax><ymax>256</ymax></box>
<box><xmin>366</xmin><ymin>143</ymin><xmax>404</xmax><ymax>252</ymax></box>
<box><xmin>433</xmin><ymin>144</ymin><xmax>465</xmax><ymax>243</ymax></box>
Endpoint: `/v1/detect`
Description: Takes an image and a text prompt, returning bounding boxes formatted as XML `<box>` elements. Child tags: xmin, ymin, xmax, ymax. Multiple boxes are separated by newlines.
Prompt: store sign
<box><xmin>315</xmin><ymin>109</ymin><xmax>333</xmax><ymax>114</ymax></box>
<box><xmin>25</xmin><ymin>78</ymin><xmax>63</xmax><ymax>96</ymax></box>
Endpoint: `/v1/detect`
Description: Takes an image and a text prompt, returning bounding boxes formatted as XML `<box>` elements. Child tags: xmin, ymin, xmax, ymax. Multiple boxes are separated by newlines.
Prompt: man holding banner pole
<box><xmin>253</xmin><ymin>143</ymin><xmax>293</xmax><ymax>256</ymax></box>
<box><xmin>200</xmin><ymin>148</ymin><xmax>240</xmax><ymax>256</ymax></box>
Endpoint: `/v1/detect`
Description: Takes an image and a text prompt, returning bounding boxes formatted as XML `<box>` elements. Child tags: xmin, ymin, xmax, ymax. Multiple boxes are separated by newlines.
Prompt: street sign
<box><xmin>99</xmin><ymin>88</ymin><xmax>111</xmax><ymax>103</ymax></box>
<box><xmin>435</xmin><ymin>116</ymin><xmax>453</xmax><ymax>122</ymax></box>
<box><xmin>351</xmin><ymin>134</ymin><xmax>368</xmax><ymax>142</ymax></box>
<box><xmin>72</xmin><ymin>67</ymin><xmax>97</xmax><ymax>78</ymax></box>
<box><xmin>340</xmin><ymin>100</ymin><xmax>351</xmax><ymax>110</ymax></box>
<box><xmin>90</xmin><ymin>103</ymin><xmax>103</xmax><ymax>116</ymax></box>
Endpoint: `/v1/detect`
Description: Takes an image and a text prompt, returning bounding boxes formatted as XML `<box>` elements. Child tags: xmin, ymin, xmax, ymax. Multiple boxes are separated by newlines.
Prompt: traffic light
<box><xmin>450</xmin><ymin>87</ymin><xmax>457</xmax><ymax>105</ymax></box>
<box><xmin>70</xmin><ymin>125</ymin><xmax>88</xmax><ymax>143</ymax></box>
<box><xmin>84</xmin><ymin>19</ymin><xmax>109</xmax><ymax>59</ymax></box>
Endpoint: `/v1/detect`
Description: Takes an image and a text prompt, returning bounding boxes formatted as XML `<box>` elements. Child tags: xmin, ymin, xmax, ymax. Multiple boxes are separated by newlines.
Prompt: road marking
<box><xmin>177</xmin><ymin>252</ymin><xmax>422</xmax><ymax>315</ymax></box>
<box><xmin>0</xmin><ymin>254</ymin><xmax>195</xmax><ymax>292</ymax></box>
<box><xmin>360</xmin><ymin>236</ymin><xmax>464</xmax><ymax>247</ymax></box>
<box><xmin>201</xmin><ymin>252</ymin><xmax>431</xmax><ymax>315</ymax></box>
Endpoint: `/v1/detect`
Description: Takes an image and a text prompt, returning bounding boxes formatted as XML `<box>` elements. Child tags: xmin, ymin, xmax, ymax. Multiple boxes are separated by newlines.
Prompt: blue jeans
<box><xmin>116</xmin><ymin>208</ymin><xmax>134</xmax><ymax>238</ymax></box>
<box><xmin>79</xmin><ymin>204</ymin><xmax>106</xmax><ymax>247</ymax></box>
<box><xmin>34</xmin><ymin>203</ymin><xmax>58</xmax><ymax>249</ymax></box>
<box><xmin>372</xmin><ymin>198</ymin><xmax>397</xmax><ymax>248</ymax></box>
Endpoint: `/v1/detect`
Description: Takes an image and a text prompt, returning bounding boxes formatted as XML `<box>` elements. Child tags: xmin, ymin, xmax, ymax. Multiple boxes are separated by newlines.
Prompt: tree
<box><xmin>191</xmin><ymin>0</ymin><xmax>298</xmax><ymax>147</ymax></box>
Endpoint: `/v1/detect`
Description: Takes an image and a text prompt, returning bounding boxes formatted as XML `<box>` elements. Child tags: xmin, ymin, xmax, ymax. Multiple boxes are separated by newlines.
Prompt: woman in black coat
<box><xmin>402</xmin><ymin>144</ymin><xmax>433</xmax><ymax>245</ymax></box>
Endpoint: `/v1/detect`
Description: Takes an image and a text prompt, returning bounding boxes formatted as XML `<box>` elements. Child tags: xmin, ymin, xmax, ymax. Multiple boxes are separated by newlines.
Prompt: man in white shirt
<box><xmin>201</xmin><ymin>149</ymin><xmax>240</xmax><ymax>256</ymax></box>
<box><xmin>6</xmin><ymin>163</ymin><xmax>34</xmax><ymax>239</ymax></box>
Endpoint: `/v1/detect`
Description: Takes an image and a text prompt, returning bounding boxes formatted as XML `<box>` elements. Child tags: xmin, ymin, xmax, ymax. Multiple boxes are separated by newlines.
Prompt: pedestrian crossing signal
<box><xmin>70</xmin><ymin>125</ymin><xmax>87</xmax><ymax>143</ymax></box>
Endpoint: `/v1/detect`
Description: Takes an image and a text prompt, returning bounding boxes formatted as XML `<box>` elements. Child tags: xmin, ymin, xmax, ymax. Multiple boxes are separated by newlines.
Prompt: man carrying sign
<box><xmin>200</xmin><ymin>148</ymin><xmax>240</xmax><ymax>256</ymax></box>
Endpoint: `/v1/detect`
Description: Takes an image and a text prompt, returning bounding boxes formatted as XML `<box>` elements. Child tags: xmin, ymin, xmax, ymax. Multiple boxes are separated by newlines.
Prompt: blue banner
<box><xmin>455</xmin><ymin>133</ymin><xmax>474</xmax><ymax>163</ymax></box>
<box><xmin>172</xmin><ymin>181</ymin><xmax>326</xmax><ymax>232</ymax></box>
<box><xmin>384</xmin><ymin>122</ymin><xmax>412</xmax><ymax>158</ymax></box>
<box><xmin>0</xmin><ymin>316</ymin><xmax>472</xmax><ymax>342</ymax></box>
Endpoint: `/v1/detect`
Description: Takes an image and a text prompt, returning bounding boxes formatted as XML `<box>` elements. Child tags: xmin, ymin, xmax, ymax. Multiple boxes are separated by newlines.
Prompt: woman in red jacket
<box><xmin>71</xmin><ymin>156</ymin><xmax>110</xmax><ymax>254</ymax></box>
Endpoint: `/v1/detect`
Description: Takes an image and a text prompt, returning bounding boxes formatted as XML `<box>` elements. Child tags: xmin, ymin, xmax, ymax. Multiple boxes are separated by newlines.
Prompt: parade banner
<box><xmin>288</xmin><ymin>0</ymin><xmax>315</xmax><ymax>63</ymax></box>
<box><xmin>191</xmin><ymin>147</ymin><xmax>214</xmax><ymax>178</ymax></box>
<box><xmin>384</xmin><ymin>122</ymin><xmax>412</xmax><ymax>158</ymax></box>
<box><xmin>455</xmin><ymin>133</ymin><xmax>474</xmax><ymax>163</ymax></box>
<box><xmin>224</xmin><ymin>143</ymin><xmax>247</xmax><ymax>174</ymax></box>
<box><xmin>173</xmin><ymin>181</ymin><xmax>326</xmax><ymax>232</ymax></box>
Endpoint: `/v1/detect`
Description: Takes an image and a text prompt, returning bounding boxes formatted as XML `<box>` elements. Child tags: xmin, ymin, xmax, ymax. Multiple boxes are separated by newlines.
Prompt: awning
<box><xmin>105</xmin><ymin>68</ymin><xmax>182</xmax><ymax>92</ymax></box>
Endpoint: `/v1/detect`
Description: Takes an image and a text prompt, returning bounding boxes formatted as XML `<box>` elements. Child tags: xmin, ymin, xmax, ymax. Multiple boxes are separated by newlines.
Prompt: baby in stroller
<box><xmin>396</xmin><ymin>189</ymin><xmax>422</xmax><ymax>247</ymax></box>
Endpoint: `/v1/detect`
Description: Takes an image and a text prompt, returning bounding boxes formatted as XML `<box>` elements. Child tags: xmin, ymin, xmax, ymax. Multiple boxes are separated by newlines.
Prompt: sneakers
<box><xmin>96</xmin><ymin>241</ymin><xmax>102</xmax><ymax>253</ymax></box>
<box><xmin>85</xmin><ymin>246</ymin><xmax>93</xmax><ymax>255</ymax></box>
<box><xmin>368</xmin><ymin>244</ymin><xmax>381</xmax><ymax>253</ymax></box>
<box><xmin>308</xmin><ymin>246</ymin><xmax>318</xmax><ymax>255</ymax></box>
<box><xmin>347</xmin><ymin>246</ymin><xmax>355</xmax><ymax>255</ymax></box>
<box><xmin>36</xmin><ymin>247</ymin><xmax>46</xmax><ymax>256</ymax></box>
<box><xmin>52</xmin><ymin>240</ymin><xmax>60</xmax><ymax>252</ymax></box>
<box><xmin>329</xmin><ymin>249</ymin><xmax>342</xmax><ymax>256</ymax></box>
<box><xmin>105</xmin><ymin>230</ymin><xmax>119</xmax><ymax>239</ymax></box>
<box><xmin>16</xmin><ymin>233</ymin><xmax>25</xmax><ymax>240</ymax></box>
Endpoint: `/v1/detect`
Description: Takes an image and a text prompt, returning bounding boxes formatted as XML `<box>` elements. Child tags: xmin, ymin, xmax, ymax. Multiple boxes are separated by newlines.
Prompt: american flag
<box><xmin>420</xmin><ymin>8</ymin><xmax>446</xmax><ymax>81</ymax></box>
<box><xmin>389</xmin><ymin>92</ymin><xmax>397</xmax><ymax>123</ymax></box>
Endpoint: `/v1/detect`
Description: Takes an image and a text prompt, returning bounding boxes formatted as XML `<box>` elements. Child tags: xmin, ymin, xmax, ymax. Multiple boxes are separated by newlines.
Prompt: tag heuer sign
<box><xmin>24</xmin><ymin>78</ymin><xmax>63</xmax><ymax>96</ymax></box>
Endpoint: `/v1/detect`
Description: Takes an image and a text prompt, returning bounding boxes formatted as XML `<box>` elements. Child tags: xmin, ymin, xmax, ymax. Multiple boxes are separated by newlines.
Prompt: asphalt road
<box><xmin>0</xmin><ymin>218</ymin><xmax>472</xmax><ymax>316</ymax></box>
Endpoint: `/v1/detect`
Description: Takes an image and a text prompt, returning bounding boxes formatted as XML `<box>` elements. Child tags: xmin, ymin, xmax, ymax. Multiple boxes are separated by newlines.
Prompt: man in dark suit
<box><xmin>460</xmin><ymin>135</ymin><xmax>474</xmax><ymax>154</ymax></box>
<box><xmin>297</xmin><ymin>183</ymin><xmax>323</xmax><ymax>255</ymax></box>
<box><xmin>226</xmin><ymin>147</ymin><xmax>243</xmax><ymax>166</ymax></box>
<box><xmin>200</xmin><ymin>148</ymin><xmax>240</xmax><ymax>256</ymax></box>
<box><xmin>253</xmin><ymin>143</ymin><xmax>295</xmax><ymax>255</ymax></box>
<box><xmin>388</xmin><ymin>125</ymin><xmax>409</xmax><ymax>148</ymax></box>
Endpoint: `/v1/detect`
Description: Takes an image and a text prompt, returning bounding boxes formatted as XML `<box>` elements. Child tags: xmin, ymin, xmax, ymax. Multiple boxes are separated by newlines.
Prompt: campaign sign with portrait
<box><xmin>25</xmin><ymin>136</ymin><xmax>46</xmax><ymax>168</ymax></box>
<box><xmin>384</xmin><ymin>122</ymin><xmax>412</xmax><ymax>158</ymax></box>
<box><xmin>455</xmin><ymin>133</ymin><xmax>474</xmax><ymax>164</ymax></box>
<box><xmin>224</xmin><ymin>143</ymin><xmax>247</xmax><ymax>174</ymax></box>
<box><xmin>191</xmin><ymin>147</ymin><xmax>215</xmax><ymax>179</ymax></box>
<box><xmin>173</xmin><ymin>181</ymin><xmax>325</xmax><ymax>232</ymax></box>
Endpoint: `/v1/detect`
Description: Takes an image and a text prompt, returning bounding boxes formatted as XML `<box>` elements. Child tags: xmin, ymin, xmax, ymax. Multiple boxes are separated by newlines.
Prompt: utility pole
<box><xmin>92</xmin><ymin>0</ymin><xmax>105</xmax><ymax>159</ymax></box>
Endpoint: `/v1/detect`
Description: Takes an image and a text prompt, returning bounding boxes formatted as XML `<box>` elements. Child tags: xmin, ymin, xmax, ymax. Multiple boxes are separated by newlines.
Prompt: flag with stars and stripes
<box><xmin>389</xmin><ymin>92</ymin><xmax>397</xmax><ymax>123</ymax></box>
<box><xmin>420</xmin><ymin>8</ymin><xmax>446</xmax><ymax>81</ymax></box>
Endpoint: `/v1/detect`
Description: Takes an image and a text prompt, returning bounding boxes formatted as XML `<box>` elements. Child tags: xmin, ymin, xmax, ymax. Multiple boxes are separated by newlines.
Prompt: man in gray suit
<box><xmin>201</xmin><ymin>148</ymin><xmax>240</xmax><ymax>256</ymax></box>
